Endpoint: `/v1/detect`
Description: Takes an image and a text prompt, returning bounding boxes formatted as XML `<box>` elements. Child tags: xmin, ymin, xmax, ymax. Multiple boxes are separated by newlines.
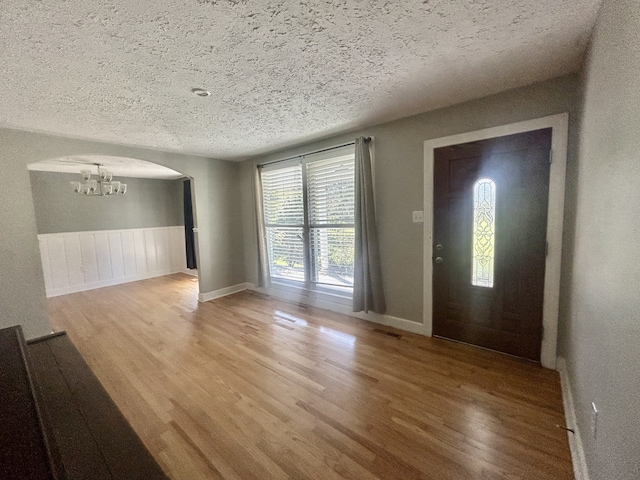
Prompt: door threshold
<box><xmin>433</xmin><ymin>335</ymin><xmax>540</xmax><ymax>364</ymax></box>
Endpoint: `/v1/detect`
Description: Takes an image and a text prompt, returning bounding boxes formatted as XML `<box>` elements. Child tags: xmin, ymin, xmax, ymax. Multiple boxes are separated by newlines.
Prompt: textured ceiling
<box><xmin>1</xmin><ymin>0</ymin><xmax>601</xmax><ymax>161</ymax></box>
<box><xmin>28</xmin><ymin>156</ymin><xmax>183</xmax><ymax>179</ymax></box>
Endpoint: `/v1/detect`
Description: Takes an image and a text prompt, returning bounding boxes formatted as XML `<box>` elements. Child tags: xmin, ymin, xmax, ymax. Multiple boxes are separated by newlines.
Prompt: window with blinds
<box><xmin>260</xmin><ymin>145</ymin><xmax>355</xmax><ymax>289</ymax></box>
<box><xmin>261</xmin><ymin>164</ymin><xmax>305</xmax><ymax>283</ymax></box>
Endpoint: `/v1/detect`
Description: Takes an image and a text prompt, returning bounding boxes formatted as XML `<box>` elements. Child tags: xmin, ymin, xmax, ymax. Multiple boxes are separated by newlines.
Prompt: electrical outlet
<box><xmin>591</xmin><ymin>402</ymin><xmax>598</xmax><ymax>438</ymax></box>
<box><xmin>412</xmin><ymin>211</ymin><xmax>424</xmax><ymax>223</ymax></box>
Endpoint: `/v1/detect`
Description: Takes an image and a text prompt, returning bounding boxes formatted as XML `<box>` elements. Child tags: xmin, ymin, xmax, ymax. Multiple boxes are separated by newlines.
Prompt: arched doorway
<box><xmin>27</xmin><ymin>154</ymin><xmax>199</xmax><ymax>297</ymax></box>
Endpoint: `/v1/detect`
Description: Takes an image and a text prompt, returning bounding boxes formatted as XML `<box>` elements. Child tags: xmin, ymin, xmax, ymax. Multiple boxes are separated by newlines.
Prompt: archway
<box><xmin>27</xmin><ymin>154</ymin><xmax>200</xmax><ymax>297</ymax></box>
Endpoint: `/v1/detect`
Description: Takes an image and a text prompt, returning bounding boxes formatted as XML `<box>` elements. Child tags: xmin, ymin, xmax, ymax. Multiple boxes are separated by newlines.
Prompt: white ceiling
<box><xmin>2</xmin><ymin>0</ymin><xmax>601</xmax><ymax>161</ymax></box>
<box><xmin>28</xmin><ymin>155</ymin><xmax>184</xmax><ymax>180</ymax></box>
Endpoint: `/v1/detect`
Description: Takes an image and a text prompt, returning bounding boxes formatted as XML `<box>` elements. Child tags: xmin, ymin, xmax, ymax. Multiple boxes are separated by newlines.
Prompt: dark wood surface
<box><xmin>433</xmin><ymin>128</ymin><xmax>552</xmax><ymax>360</ymax></box>
<box><xmin>0</xmin><ymin>326</ymin><xmax>61</xmax><ymax>480</ymax></box>
<box><xmin>27</xmin><ymin>334</ymin><xmax>169</xmax><ymax>480</ymax></box>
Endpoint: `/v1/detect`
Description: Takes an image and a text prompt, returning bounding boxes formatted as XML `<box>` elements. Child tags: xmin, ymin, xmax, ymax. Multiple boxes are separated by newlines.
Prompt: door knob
<box><xmin>435</xmin><ymin>257</ymin><xmax>444</xmax><ymax>264</ymax></box>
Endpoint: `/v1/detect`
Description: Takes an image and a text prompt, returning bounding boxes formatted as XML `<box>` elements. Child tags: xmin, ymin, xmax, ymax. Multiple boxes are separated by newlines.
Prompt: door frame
<box><xmin>423</xmin><ymin>113</ymin><xmax>569</xmax><ymax>369</ymax></box>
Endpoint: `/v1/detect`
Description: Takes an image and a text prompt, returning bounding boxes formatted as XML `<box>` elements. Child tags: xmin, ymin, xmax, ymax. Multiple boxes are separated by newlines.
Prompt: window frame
<box><xmin>260</xmin><ymin>146</ymin><xmax>355</xmax><ymax>295</ymax></box>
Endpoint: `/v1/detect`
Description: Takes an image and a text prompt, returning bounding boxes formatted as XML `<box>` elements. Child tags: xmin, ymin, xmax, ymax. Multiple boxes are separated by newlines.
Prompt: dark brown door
<box><xmin>433</xmin><ymin>128</ymin><xmax>552</xmax><ymax>361</ymax></box>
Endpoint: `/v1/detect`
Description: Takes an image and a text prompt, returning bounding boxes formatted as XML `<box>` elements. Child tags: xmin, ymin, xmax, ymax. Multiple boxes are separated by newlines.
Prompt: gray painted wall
<box><xmin>0</xmin><ymin>139</ymin><xmax>49</xmax><ymax>339</ymax></box>
<box><xmin>0</xmin><ymin>129</ymin><xmax>245</xmax><ymax>339</ymax></box>
<box><xmin>559</xmin><ymin>1</ymin><xmax>640</xmax><ymax>478</ymax></box>
<box><xmin>240</xmin><ymin>74</ymin><xmax>580</xmax><ymax>324</ymax></box>
<box><xmin>30</xmin><ymin>171</ymin><xmax>184</xmax><ymax>234</ymax></box>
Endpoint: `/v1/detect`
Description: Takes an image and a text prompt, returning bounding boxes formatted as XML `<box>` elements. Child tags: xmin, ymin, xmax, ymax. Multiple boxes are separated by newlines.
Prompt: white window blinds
<box><xmin>307</xmin><ymin>155</ymin><xmax>355</xmax><ymax>226</ymax></box>
<box><xmin>260</xmin><ymin>146</ymin><xmax>355</xmax><ymax>288</ymax></box>
<box><xmin>306</xmin><ymin>154</ymin><xmax>355</xmax><ymax>286</ymax></box>
<box><xmin>261</xmin><ymin>163</ymin><xmax>305</xmax><ymax>283</ymax></box>
<box><xmin>262</xmin><ymin>164</ymin><xmax>304</xmax><ymax>225</ymax></box>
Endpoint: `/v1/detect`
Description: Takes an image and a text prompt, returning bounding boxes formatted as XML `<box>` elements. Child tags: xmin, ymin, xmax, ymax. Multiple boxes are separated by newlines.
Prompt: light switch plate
<box><xmin>412</xmin><ymin>211</ymin><xmax>424</xmax><ymax>223</ymax></box>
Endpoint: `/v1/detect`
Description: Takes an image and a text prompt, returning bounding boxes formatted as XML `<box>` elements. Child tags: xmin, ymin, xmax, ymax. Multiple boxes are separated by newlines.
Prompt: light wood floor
<box><xmin>47</xmin><ymin>274</ymin><xmax>574</xmax><ymax>480</ymax></box>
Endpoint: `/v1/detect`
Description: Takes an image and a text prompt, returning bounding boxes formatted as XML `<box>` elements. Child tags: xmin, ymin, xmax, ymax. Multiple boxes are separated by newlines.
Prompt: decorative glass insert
<box><xmin>472</xmin><ymin>178</ymin><xmax>496</xmax><ymax>288</ymax></box>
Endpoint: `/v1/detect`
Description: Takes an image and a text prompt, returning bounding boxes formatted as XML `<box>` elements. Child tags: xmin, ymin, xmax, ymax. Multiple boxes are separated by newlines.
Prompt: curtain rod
<box><xmin>258</xmin><ymin>137</ymin><xmax>371</xmax><ymax>168</ymax></box>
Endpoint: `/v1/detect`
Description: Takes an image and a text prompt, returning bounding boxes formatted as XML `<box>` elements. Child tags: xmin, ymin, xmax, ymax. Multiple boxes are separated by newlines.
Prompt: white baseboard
<box><xmin>198</xmin><ymin>282</ymin><xmax>252</xmax><ymax>302</ymax></box>
<box><xmin>557</xmin><ymin>356</ymin><xmax>590</xmax><ymax>480</ymax></box>
<box><xmin>248</xmin><ymin>283</ymin><xmax>425</xmax><ymax>335</ymax></box>
<box><xmin>46</xmin><ymin>268</ymin><xmax>181</xmax><ymax>297</ymax></box>
<box><xmin>351</xmin><ymin>309</ymin><xmax>425</xmax><ymax>335</ymax></box>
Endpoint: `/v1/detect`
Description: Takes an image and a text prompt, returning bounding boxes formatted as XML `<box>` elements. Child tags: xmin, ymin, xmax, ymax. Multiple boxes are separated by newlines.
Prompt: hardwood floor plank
<box><xmin>167</xmin><ymin>420</ymin><xmax>226</xmax><ymax>479</ymax></box>
<box><xmin>47</xmin><ymin>274</ymin><xmax>574</xmax><ymax>479</ymax></box>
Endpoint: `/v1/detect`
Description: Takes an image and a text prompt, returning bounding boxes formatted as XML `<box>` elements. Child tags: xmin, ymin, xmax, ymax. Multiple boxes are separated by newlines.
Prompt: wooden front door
<box><xmin>433</xmin><ymin>128</ymin><xmax>552</xmax><ymax>361</ymax></box>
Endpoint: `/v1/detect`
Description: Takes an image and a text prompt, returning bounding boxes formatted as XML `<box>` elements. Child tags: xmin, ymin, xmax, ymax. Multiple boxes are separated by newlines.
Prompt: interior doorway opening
<box><xmin>27</xmin><ymin>154</ymin><xmax>199</xmax><ymax>297</ymax></box>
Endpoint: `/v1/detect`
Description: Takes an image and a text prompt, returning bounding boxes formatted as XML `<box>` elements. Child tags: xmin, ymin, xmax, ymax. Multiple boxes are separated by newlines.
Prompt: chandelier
<box><xmin>70</xmin><ymin>164</ymin><xmax>127</xmax><ymax>196</ymax></box>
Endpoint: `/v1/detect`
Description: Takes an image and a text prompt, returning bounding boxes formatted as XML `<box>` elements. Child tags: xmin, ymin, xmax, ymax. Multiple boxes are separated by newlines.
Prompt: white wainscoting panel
<box><xmin>38</xmin><ymin>226</ymin><xmax>188</xmax><ymax>297</ymax></box>
<box><xmin>47</xmin><ymin>236</ymin><xmax>69</xmax><ymax>290</ymax></box>
<box><xmin>94</xmin><ymin>233</ymin><xmax>112</xmax><ymax>281</ymax></box>
<box><xmin>133</xmin><ymin>229</ymin><xmax>148</xmax><ymax>275</ymax></box>
<box><xmin>121</xmin><ymin>231</ymin><xmax>137</xmax><ymax>277</ymax></box>
<box><xmin>79</xmin><ymin>234</ymin><xmax>99</xmax><ymax>284</ymax></box>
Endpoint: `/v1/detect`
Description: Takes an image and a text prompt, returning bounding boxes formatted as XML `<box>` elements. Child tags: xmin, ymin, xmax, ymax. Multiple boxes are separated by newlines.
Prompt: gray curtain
<box><xmin>253</xmin><ymin>166</ymin><xmax>271</xmax><ymax>288</ymax></box>
<box><xmin>353</xmin><ymin>137</ymin><xmax>386</xmax><ymax>313</ymax></box>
